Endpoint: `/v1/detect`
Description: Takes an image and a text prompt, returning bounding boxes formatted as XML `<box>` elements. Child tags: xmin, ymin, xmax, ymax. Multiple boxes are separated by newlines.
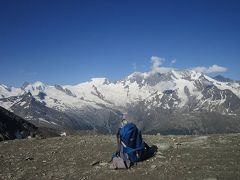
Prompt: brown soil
<box><xmin>0</xmin><ymin>133</ymin><xmax>240</xmax><ymax>180</ymax></box>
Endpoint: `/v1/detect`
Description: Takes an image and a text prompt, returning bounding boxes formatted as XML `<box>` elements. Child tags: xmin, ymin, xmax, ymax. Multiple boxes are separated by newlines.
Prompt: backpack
<box><xmin>119</xmin><ymin>123</ymin><xmax>145</xmax><ymax>163</ymax></box>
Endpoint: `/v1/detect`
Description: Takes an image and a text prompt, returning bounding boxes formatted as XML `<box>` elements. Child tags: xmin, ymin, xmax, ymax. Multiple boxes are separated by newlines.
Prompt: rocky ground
<box><xmin>0</xmin><ymin>133</ymin><xmax>240</xmax><ymax>180</ymax></box>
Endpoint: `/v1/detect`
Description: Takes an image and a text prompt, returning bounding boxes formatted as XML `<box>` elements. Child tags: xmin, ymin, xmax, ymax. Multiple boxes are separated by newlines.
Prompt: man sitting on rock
<box><xmin>110</xmin><ymin>114</ymin><xmax>157</xmax><ymax>169</ymax></box>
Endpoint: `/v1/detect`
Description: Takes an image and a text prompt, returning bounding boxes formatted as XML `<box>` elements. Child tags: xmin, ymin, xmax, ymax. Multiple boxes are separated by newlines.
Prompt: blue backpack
<box><xmin>119</xmin><ymin>123</ymin><xmax>145</xmax><ymax>162</ymax></box>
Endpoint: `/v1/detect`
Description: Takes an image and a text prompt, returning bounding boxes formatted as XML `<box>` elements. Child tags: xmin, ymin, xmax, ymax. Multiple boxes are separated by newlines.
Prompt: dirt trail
<box><xmin>0</xmin><ymin>133</ymin><xmax>240</xmax><ymax>180</ymax></box>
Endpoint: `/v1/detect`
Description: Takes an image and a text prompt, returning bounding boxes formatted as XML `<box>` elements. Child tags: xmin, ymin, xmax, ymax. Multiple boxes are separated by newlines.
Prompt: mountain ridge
<box><xmin>1</xmin><ymin>70</ymin><xmax>240</xmax><ymax>134</ymax></box>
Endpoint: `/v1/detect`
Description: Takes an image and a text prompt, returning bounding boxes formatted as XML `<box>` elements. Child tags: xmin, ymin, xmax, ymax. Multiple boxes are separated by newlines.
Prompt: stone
<box><xmin>151</xmin><ymin>165</ymin><xmax>157</xmax><ymax>169</ymax></box>
<box><xmin>99</xmin><ymin>162</ymin><xmax>108</xmax><ymax>166</ymax></box>
<box><xmin>156</xmin><ymin>143</ymin><xmax>171</xmax><ymax>151</ymax></box>
<box><xmin>156</xmin><ymin>155</ymin><xmax>166</xmax><ymax>159</ymax></box>
<box><xmin>25</xmin><ymin>157</ymin><xmax>34</xmax><ymax>161</ymax></box>
<box><xmin>90</xmin><ymin>160</ymin><xmax>100</xmax><ymax>166</ymax></box>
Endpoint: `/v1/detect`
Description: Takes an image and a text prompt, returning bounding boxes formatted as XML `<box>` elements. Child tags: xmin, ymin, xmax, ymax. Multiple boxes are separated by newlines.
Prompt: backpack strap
<box><xmin>121</xmin><ymin>140</ymin><xmax>127</xmax><ymax>148</ymax></box>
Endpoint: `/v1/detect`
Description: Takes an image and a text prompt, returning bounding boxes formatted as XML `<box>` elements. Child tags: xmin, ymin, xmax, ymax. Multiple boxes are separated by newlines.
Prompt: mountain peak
<box><xmin>21</xmin><ymin>82</ymin><xmax>30</xmax><ymax>90</ymax></box>
<box><xmin>22</xmin><ymin>81</ymin><xmax>47</xmax><ymax>91</ymax></box>
<box><xmin>0</xmin><ymin>84</ymin><xmax>10</xmax><ymax>90</ymax></box>
<box><xmin>212</xmin><ymin>75</ymin><xmax>234</xmax><ymax>82</ymax></box>
<box><xmin>33</xmin><ymin>81</ymin><xmax>45</xmax><ymax>86</ymax></box>
<box><xmin>33</xmin><ymin>81</ymin><xmax>46</xmax><ymax>91</ymax></box>
<box><xmin>90</xmin><ymin>78</ymin><xmax>110</xmax><ymax>85</ymax></box>
<box><xmin>1</xmin><ymin>69</ymin><xmax>240</xmax><ymax>135</ymax></box>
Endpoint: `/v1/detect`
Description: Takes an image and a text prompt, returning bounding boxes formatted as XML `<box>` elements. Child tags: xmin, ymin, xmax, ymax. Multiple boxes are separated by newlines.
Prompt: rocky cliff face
<box><xmin>1</xmin><ymin>70</ymin><xmax>240</xmax><ymax>134</ymax></box>
<box><xmin>0</xmin><ymin>106</ymin><xmax>37</xmax><ymax>141</ymax></box>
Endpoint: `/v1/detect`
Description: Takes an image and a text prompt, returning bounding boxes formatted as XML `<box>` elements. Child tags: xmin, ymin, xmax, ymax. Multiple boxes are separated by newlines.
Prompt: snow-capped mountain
<box><xmin>1</xmin><ymin>70</ymin><xmax>240</xmax><ymax>134</ymax></box>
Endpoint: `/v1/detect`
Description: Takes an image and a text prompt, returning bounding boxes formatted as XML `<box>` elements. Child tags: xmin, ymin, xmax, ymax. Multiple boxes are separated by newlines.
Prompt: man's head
<box><xmin>121</xmin><ymin>113</ymin><xmax>128</xmax><ymax>127</ymax></box>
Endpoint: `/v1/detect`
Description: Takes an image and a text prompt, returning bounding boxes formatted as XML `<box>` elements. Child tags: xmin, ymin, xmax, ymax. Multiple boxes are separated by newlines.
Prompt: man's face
<box><xmin>121</xmin><ymin>119</ymin><xmax>128</xmax><ymax>127</ymax></box>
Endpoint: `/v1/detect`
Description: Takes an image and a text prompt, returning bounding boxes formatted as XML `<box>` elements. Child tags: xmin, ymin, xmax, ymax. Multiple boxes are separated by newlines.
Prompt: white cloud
<box><xmin>149</xmin><ymin>56</ymin><xmax>227</xmax><ymax>75</ymax></box>
<box><xmin>150</xmin><ymin>56</ymin><xmax>173</xmax><ymax>73</ymax></box>
<box><xmin>192</xmin><ymin>66</ymin><xmax>207</xmax><ymax>73</ymax></box>
<box><xmin>171</xmin><ymin>59</ymin><xmax>177</xmax><ymax>64</ymax></box>
<box><xmin>208</xmin><ymin>64</ymin><xmax>228</xmax><ymax>73</ymax></box>
<box><xmin>192</xmin><ymin>64</ymin><xmax>228</xmax><ymax>74</ymax></box>
<box><xmin>151</xmin><ymin>56</ymin><xmax>164</xmax><ymax>68</ymax></box>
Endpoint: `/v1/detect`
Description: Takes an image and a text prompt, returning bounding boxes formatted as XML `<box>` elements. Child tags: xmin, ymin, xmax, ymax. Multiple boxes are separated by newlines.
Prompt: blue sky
<box><xmin>0</xmin><ymin>0</ymin><xmax>240</xmax><ymax>86</ymax></box>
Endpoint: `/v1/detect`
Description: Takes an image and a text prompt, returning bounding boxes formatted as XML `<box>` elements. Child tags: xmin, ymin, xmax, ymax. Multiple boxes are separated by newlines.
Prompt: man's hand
<box><xmin>115</xmin><ymin>151</ymin><xmax>120</xmax><ymax>157</ymax></box>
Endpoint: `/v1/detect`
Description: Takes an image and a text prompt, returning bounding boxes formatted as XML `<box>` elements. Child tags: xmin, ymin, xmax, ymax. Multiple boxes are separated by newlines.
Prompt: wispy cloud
<box><xmin>150</xmin><ymin>56</ymin><xmax>173</xmax><ymax>73</ymax></box>
<box><xmin>171</xmin><ymin>59</ymin><xmax>177</xmax><ymax>64</ymax></box>
<box><xmin>149</xmin><ymin>56</ymin><xmax>228</xmax><ymax>75</ymax></box>
<box><xmin>151</xmin><ymin>56</ymin><xmax>164</xmax><ymax>68</ymax></box>
<box><xmin>192</xmin><ymin>64</ymin><xmax>228</xmax><ymax>74</ymax></box>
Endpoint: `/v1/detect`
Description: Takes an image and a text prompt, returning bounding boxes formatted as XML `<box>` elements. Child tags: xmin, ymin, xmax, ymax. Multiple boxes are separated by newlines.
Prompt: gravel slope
<box><xmin>0</xmin><ymin>133</ymin><xmax>240</xmax><ymax>180</ymax></box>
